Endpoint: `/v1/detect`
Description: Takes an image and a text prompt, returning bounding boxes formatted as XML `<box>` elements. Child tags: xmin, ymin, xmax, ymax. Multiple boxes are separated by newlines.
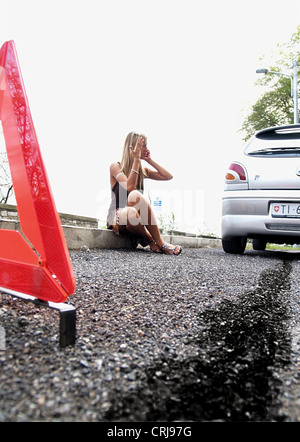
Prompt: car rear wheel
<box><xmin>222</xmin><ymin>237</ymin><xmax>247</xmax><ymax>254</ymax></box>
<box><xmin>252</xmin><ymin>238</ymin><xmax>267</xmax><ymax>251</ymax></box>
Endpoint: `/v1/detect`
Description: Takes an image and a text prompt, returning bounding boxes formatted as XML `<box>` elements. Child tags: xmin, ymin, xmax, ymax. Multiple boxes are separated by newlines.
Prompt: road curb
<box><xmin>62</xmin><ymin>225</ymin><xmax>222</xmax><ymax>250</ymax></box>
<box><xmin>0</xmin><ymin>218</ymin><xmax>221</xmax><ymax>250</ymax></box>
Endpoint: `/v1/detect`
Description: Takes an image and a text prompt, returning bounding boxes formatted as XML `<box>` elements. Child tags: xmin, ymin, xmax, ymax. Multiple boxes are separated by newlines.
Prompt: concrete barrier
<box><xmin>0</xmin><ymin>213</ymin><xmax>221</xmax><ymax>250</ymax></box>
<box><xmin>62</xmin><ymin>225</ymin><xmax>138</xmax><ymax>250</ymax></box>
<box><xmin>62</xmin><ymin>226</ymin><xmax>221</xmax><ymax>250</ymax></box>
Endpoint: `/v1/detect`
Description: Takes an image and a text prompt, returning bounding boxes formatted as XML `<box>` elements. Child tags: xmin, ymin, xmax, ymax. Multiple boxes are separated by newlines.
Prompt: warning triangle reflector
<box><xmin>0</xmin><ymin>40</ymin><xmax>75</xmax><ymax>303</ymax></box>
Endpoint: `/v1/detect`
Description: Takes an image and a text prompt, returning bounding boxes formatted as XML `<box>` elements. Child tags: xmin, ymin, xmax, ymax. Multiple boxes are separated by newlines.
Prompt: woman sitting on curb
<box><xmin>107</xmin><ymin>131</ymin><xmax>182</xmax><ymax>255</ymax></box>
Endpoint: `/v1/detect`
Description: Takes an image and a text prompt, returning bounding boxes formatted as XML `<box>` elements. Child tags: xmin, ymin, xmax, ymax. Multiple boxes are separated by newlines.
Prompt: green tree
<box><xmin>241</xmin><ymin>26</ymin><xmax>300</xmax><ymax>142</ymax></box>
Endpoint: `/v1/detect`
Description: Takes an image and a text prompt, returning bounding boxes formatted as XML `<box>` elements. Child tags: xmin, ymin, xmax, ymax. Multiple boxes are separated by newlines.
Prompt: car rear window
<box><xmin>245</xmin><ymin>134</ymin><xmax>300</xmax><ymax>157</ymax></box>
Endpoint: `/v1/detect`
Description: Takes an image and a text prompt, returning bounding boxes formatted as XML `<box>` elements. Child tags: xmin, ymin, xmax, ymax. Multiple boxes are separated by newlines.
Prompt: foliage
<box><xmin>0</xmin><ymin>151</ymin><xmax>13</xmax><ymax>204</ymax></box>
<box><xmin>0</xmin><ymin>128</ymin><xmax>14</xmax><ymax>204</ymax></box>
<box><xmin>241</xmin><ymin>26</ymin><xmax>300</xmax><ymax>141</ymax></box>
<box><xmin>157</xmin><ymin>211</ymin><xmax>177</xmax><ymax>234</ymax></box>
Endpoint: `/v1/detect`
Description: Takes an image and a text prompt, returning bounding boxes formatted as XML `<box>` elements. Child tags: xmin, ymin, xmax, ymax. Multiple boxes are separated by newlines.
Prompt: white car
<box><xmin>222</xmin><ymin>124</ymin><xmax>300</xmax><ymax>254</ymax></box>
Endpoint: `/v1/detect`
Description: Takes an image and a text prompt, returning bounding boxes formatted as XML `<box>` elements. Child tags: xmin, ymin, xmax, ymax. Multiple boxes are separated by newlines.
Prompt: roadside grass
<box><xmin>246</xmin><ymin>241</ymin><xmax>300</xmax><ymax>251</ymax></box>
<box><xmin>266</xmin><ymin>243</ymin><xmax>300</xmax><ymax>251</ymax></box>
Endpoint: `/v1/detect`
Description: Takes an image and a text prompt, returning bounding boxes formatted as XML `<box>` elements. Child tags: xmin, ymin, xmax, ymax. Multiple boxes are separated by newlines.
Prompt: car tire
<box><xmin>252</xmin><ymin>238</ymin><xmax>267</xmax><ymax>251</ymax></box>
<box><xmin>222</xmin><ymin>237</ymin><xmax>247</xmax><ymax>254</ymax></box>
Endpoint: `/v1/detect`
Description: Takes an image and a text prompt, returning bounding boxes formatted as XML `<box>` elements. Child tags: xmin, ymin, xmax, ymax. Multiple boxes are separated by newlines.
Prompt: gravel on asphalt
<box><xmin>0</xmin><ymin>246</ymin><xmax>300</xmax><ymax>422</ymax></box>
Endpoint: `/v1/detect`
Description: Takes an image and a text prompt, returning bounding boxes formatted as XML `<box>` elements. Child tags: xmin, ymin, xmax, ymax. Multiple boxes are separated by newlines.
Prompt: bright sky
<box><xmin>1</xmin><ymin>0</ymin><xmax>300</xmax><ymax>235</ymax></box>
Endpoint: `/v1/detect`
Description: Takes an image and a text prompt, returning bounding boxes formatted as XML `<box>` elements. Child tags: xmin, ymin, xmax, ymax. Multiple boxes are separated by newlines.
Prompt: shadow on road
<box><xmin>105</xmin><ymin>255</ymin><xmax>293</xmax><ymax>421</ymax></box>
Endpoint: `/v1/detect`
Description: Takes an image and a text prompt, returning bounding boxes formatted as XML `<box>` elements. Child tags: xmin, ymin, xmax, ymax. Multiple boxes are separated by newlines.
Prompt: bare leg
<box><xmin>127</xmin><ymin>191</ymin><xmax>165</xmax><ymax>247</ymax></box>
<box><xmin>118</xmin><ymin>207</ymin><xmax>159</xmax><ymax>251</ymax></box>
<box><xmin>123</xmin><ymin>191</ymin><xmax>182</xmax><ymax>255</ymax></box>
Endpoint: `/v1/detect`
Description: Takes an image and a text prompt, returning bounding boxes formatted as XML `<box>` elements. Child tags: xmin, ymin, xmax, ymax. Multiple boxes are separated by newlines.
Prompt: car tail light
<box><xmin>225</xmin><ymin>162</ymin><xmax>247</xmax><ymax>182</ymax></box>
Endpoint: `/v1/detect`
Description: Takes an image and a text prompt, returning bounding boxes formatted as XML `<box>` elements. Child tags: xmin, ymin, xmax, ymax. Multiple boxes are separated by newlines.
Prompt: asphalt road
<box><xmin>0</xmin><ymin>246</ymin><xmax>300</xmax><ymax>422</ymax></box>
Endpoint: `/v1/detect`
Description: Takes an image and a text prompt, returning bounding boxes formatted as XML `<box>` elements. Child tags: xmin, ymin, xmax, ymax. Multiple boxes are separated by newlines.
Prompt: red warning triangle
<box><xmin>0</xmin><ymin>40</ymin><xmax>75</xmax><ymax>303</ymax></box>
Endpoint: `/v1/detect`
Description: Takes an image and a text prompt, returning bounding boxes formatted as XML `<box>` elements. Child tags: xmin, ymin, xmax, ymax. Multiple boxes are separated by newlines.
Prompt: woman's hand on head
<box><xmin>130</xmin><ymin>136</ymin><xmax>143</xmax><ymax>161</ymax></box>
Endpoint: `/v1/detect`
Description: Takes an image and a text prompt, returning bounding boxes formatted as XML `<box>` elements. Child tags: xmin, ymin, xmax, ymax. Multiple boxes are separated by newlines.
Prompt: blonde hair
<box><xmin>120</xmin><ymin>132</ymin><xmax>148</xmax><ymax>189</ymax></box>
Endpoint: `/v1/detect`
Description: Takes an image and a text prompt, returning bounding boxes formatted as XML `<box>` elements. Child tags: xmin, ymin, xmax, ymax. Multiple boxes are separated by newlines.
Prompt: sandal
<box><xmin>149</xmin><ymin>239</ymin><xmax>163</xmax><ymax>253</ymax></box>
<box><xmin>140</xmin><ymin>238</ymin><xmax>162</xmax><ymax>253</ymax></box>
<box><xmin>160</xmin><ymin>243</ymin><xmax>182</xmax><ymax>256</ymax></box>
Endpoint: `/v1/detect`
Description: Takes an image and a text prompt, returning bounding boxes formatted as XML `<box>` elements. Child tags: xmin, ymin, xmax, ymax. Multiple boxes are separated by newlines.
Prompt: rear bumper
<box><xmin>222</xmin><ymin>190</ymin><xmax>300</xmax><ymax>241</ymax></box>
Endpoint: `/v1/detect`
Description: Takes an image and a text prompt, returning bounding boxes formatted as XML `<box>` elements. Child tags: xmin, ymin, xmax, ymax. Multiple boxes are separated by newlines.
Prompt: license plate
<box><xmin>271</xmin><ymin>202</ymin><xmax>300</xmax><ymax>217</ymax></box>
